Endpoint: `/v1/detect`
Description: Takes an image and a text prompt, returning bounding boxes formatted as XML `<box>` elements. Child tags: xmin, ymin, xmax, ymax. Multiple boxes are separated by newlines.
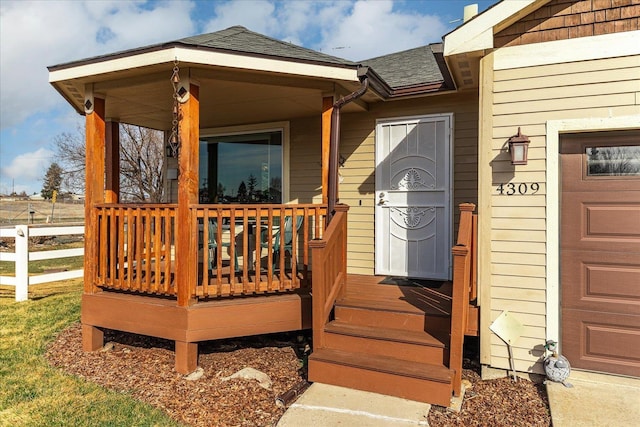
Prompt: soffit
<box><xmin>57</xmin><ymin>64</ymin><xmax>367</xmax><ymax>130</ymax></box>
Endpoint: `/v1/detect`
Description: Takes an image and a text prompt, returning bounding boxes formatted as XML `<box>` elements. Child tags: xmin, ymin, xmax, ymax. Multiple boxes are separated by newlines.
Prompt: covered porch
<box><xmin>49</xmin><ymin>26</ymin><xmax>479</xmax><ymax>406</ymax></box>
<box><xmin>60</xmin><ymin>29</ymin><xmax>369</xmax><ymax>374</ymax></box>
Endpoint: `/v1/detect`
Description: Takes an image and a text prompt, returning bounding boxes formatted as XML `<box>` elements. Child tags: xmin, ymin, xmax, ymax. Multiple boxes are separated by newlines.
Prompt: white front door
<box><xmin>375</xmin><ymin>114</ymin><xmax>452</xmax><ymax>279</ymax></box>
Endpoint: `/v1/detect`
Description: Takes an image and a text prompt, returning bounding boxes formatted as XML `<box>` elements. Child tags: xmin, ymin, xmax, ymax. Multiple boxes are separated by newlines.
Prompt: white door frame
<box><xmin>374</xmin><ymin>113</ymin><xmax>454</xmax><ymax>279</ymax></box>
<box><xmin>545</xmin><ymin>115</ymin><xmax>640</xmax><ymax>352</ymax></box>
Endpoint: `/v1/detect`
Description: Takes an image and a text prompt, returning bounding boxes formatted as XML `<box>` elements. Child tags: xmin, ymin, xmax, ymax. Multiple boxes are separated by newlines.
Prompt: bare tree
<box><xmin>53</xmin><ymin>125</ymin><xmax>86</xmax><ymax>193</ymax></box>
<box><xmin>53</xmin><ymin>124</ymin><xmax>166</xmax><ymax>202</ymax></box>
<box><xmin>119</xmin><ymin>125</ymin><xmax>165</xmax><ymax>202</ymax></box>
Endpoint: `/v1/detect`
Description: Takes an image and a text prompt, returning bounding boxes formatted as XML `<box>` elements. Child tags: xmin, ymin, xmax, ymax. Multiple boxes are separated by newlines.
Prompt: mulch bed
<box><xmin>46</xmin><ymin>324</ymin><xmax>551</xmax><ymax>426</ymax></box>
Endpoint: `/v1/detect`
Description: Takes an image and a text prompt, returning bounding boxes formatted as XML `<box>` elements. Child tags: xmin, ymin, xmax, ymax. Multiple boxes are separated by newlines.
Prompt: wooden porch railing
<box><xmin>95</xmin><ymin>204</ymin><xmax>177</xmax><ymax>295</ymax></box>
<box><xmin>191</xmin><ymin>204</ymin><xmax>327</xmax><ymax>299</ymax></box>
<box><xmin>309</xmin><ymin>204</ymin><xmax>349</xmax><ymax>350</ymax></box>
<box><xmin>449</xmin><ymin>203</ymin><xmax>477</xmax><ymax>396</ymax></box>
<box><xmin>93</xmin><ymin>203</ymin><xmax>327</xmax><ymax>299</ymax></box>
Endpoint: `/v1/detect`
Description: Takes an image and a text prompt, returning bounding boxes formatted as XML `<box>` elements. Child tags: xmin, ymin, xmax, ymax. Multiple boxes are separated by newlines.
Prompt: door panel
<box><xmin>560</xmin><ymin>130</ymin><xmax>640</xmax><ymax>377</ymax></box>
<box><xmin>375</xmin><ymin>115</ymin><xmax>451</xmax><ymax>279</ymax></box>
<box><xmin>562</xmin><ymin>310</ymin><xmax>640</xmax><ymax>375</ymax></box>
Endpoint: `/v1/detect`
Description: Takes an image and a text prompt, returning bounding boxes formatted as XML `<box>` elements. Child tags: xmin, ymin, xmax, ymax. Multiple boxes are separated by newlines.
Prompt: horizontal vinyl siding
<box><xmin>485</xmin><ymin>51</ymin><xmax>640</xmax><ymax>374</ymax></box>
<box><xmin>339</xmin><ymin>92</ymin><xmax>479</xmax><ymax>276</ymax></box>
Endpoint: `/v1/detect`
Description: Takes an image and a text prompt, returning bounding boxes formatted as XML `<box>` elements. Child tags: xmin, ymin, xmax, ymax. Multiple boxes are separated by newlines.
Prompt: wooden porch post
<box><xmin>321</xmin><ymin>96</ymin><xmax>334</xmax><ymax>205</ymax></box>
<box><xmin>84</xmin><ymin>95</ymin><xmax>105</xmax><ymax>294</ymax></box>
<box><xmin>450</xmin><ymin>203</ymin><xmax>475</xmax><ymax>396</ymax></box>
<box><xmin>105</xmin><ymin>120</ymin><xmax>120</xmax><ymax>203</ymax></box>
<box><xmin>176</xmin><ymin>82</ymin><xmax>200</xmax><ymax>307</ymax></box>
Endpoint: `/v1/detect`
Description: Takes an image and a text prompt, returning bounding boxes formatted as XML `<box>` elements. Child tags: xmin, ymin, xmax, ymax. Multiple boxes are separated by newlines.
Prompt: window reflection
<box><xmin>586</xmin><ymin>145</ymin><xmax>640</xmax><ymax>177</ymax></box>
<box><xmin>199</xmin><ymin>131</ymin><xmax>283</xmax><ymax>203</ymax></box>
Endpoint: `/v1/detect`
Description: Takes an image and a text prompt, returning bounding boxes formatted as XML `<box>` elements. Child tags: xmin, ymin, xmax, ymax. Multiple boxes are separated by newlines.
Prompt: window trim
<box><xmin>200</xmin><ymin>121</ymin><xmax>290</xmax><ymax>203</ymax></box>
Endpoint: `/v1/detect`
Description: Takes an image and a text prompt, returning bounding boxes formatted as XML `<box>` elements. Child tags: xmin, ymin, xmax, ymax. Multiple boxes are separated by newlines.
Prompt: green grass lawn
<box><xmin>0</xmin><ymin>280</ymin><xmax>183</xmax><ymax>427</ymax></box>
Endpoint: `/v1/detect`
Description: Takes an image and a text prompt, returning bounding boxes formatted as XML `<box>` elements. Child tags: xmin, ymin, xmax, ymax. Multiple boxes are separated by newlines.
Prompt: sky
<box><xmin>0</xmin><ymin>0</ymin><xmax>495</xmax><ymax>195</ymax></box>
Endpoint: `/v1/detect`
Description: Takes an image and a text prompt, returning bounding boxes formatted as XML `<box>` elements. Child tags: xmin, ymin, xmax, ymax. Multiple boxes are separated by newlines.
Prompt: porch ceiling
<box><xmin>53</xmin><ymin>62</ymin><xmax>371</xmax><ymax>131</ymax></box>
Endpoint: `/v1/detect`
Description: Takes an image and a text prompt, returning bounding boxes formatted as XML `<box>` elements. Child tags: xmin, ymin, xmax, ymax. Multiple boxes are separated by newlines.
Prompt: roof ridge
<box><xmin>178</xmin><ymin>25</ymin><xmax>355</xmax><ymax>65</ymax></box>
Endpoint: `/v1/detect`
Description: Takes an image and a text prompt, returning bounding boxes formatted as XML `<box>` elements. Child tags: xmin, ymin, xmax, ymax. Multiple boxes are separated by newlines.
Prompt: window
<box><xmin>199</xmin><ymin>130</ymin><xmax>283</xmax><ymax>203</ymax></box>
<box><xmin>586</xmin><ymin>145</ymin><xmax>640</xmax><ymax>177</ymax></box>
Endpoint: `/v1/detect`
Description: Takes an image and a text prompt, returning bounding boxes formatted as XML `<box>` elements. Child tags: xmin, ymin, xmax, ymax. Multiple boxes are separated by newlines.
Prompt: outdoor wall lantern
<box><xmin>507</xmin><ymin>127</ymin><xmax>530</xmax><ymax>165</ymax></box>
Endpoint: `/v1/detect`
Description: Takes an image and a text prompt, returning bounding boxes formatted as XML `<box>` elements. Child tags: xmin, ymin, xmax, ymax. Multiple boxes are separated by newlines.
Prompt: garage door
<box><xmin>560</xmin><ymin>130</ymin><xmax>640</xmax><ymax>377</ymax></box>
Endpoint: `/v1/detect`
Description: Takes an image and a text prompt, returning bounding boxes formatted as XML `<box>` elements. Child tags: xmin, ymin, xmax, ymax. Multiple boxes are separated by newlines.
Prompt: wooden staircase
<box><xmin>309</xmin><ymin>278</ymin><xmax>455</xmax><ymax>406</ymax></box>
<box><xmin>308</xmin><ymin>204</ymin><xmax>477</xmax><ymax>407</ymax></box>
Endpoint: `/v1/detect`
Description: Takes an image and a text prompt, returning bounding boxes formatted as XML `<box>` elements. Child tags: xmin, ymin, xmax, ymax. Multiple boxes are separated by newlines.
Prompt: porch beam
<box><xmin>84</xmin><ymin>95</ymin><xmax>105</xmax><ymax>294</ymax></box>
<box><xmin>176</xmin><ymin>81</ymin><xmax>200</xmax><ymax>307</ymax></box>
<box><xmin>321</xmin><ymin>96</ymin><xmax>333</xmax><ymax>205</ymax></box>
<box><xmin>105</xmin><ymin>120</ymin><xmax>120</xmax><ymax>203</ymax></box>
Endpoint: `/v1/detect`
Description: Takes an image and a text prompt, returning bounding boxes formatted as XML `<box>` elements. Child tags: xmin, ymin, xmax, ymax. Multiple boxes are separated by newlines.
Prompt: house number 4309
<box><xmin>496</xmin><ymin>182</ymin><xmax>540</xmax><ymax>195</ymax></box>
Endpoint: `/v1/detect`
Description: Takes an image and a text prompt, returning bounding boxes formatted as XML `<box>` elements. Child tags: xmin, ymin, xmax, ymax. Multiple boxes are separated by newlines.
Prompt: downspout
<box><xmin>327</xmin><ymin>73</ymin><xmax>369</xmax><ymax>222</ymax></box>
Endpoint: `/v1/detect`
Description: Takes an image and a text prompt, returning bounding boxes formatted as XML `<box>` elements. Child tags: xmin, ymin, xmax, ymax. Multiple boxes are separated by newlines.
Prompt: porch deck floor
<box><xmin>343</xmin><ymin>274</ymin><xmax>453</xmax><ymax>318</ymax></box>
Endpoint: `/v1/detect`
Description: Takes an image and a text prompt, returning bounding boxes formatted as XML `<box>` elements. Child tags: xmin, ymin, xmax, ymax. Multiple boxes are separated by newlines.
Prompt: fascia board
<box><xmin>494</xmin><ymin>30</ymin><xmax>640</xmax><ymax>69</ymax></box>
<box><xmin>444</xmin><ymin>0</ymin><xmax>538</xmax><ymax>56</ymax></box>
<box><xmin>49</xmin><ymin>46</ymin><xmax>359</xmax><ymax>84</ymax></box>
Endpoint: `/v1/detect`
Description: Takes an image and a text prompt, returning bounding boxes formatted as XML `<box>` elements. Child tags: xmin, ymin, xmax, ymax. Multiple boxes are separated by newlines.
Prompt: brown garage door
<box><xmin>560</xmin><ymin>130</ymin><xmax>640</xmax><ymax>378</ymax></box>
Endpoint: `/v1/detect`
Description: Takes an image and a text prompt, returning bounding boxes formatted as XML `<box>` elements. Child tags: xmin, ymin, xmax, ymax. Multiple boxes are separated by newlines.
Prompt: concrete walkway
<box><xmin>277</xmin><ymin>370</ymin><xmax>640</xmax><ymax>426</ymax></box>
<box><xmin>546</xmin><ymin>370</ymin><xmax>640</xmax><ymax>427</ymax></box>
<box><xmin>276</xmin><ymin>383</ymin><xmax>431</xmax><ymax>426</ymax></box>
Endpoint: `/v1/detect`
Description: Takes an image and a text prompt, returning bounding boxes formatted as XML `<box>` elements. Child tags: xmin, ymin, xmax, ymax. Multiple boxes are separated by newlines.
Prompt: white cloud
<box><xmin>0</xmin><ymin>147</ymin><xmax>54</xmax><ymax>185</ymax></box>
<box><xmin>202</xmin><ymin>0</ymin><xmax>278</xmax><ymax>35</ymax></box>
<box><xmin>199</xmin><ymin>0</ymin><xmax>446</xmax><ymax>61</ymax></box>
<box><xmin>0</xmin><ymin>0</ymin><xmax>195</xmax><ymax>130</ymax></box>
<box><xmin>317</xmin><ymin>0</ymin><xmax>447</xmax><ymax>60</ymax></box>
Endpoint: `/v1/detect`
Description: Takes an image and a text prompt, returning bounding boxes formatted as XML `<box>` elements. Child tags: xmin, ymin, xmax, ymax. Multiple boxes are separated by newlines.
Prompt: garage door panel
<box><xmin>562</xmin><ymin>309</ymin><xmax>640</xmax><ymax>377</ymax></box>
<box><xmin>561</xmin><ymin>130</ymin><xmax>640</xmax><ymax>377</ymax></box>
<box><xmin>561</xmin><ymin>192</ymin><xmax>640</xmax><ymax>252</ymax></box>
<box><xmin>562</xmin><ymin>250</ymin><xmax>640</xmax><ymax>315</ymax></box>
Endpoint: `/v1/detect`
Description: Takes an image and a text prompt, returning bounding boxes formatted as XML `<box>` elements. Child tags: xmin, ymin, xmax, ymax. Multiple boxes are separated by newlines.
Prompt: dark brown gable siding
<box><xmin>495</xmin><ymin>0</ymin><xmax>640</xmax><ymax>48</ymax></box>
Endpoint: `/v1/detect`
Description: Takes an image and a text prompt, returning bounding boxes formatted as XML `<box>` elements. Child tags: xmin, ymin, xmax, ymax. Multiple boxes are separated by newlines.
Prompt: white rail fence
<box><xmin>0</xmin><ymin>224</ymin><xmax>84</xmax><ymax>301</ymax></box>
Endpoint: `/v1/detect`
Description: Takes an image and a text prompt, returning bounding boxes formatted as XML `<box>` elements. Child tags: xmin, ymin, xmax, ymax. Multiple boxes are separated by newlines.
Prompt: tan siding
<box><xmin>482</xmin><ymin>50</ymin><xmax>640</xmax><ymax>373</ymax></box>
<box><xmin>493</xmin><ymin>54</ymin><xmax>640</xmax><ymax>81</ymax></box>
<box><xmin>491</xmin><ymin>274</ymin><xmax>547</xmax><ymax>289</ymax></box>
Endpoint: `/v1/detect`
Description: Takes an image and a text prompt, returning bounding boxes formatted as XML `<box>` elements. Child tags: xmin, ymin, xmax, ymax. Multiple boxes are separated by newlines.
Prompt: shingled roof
<box><xmin>361</xmin><ymin>44</ymin><xmax>449</xmax><ymax>89</ymax></box>
<box><xmin>177</xmin><ymin>26</ymin><xmax>356</xmax><ymax>68</ymax></box>
<box><xmin>49</xmin><ymin>26</ymin><xmax>452</xmax><ymax>96</ymax></box>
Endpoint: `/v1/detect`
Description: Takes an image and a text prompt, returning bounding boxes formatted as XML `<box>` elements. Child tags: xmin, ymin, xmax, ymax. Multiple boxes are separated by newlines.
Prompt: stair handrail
<box><xmin>449</xmin><ymin>203</ymin><xmax>476</xmax><ymax>397</ymax></box>
<box><xmin>309</xmin><ymin>204</ymin><xmax>349</xmax><ymax>350</ymax></box>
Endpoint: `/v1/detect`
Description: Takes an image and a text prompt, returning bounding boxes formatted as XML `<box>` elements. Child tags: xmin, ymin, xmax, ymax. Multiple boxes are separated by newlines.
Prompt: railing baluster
<box><xmin>153</xmin><ymin>210</ymin><xmax>161</xmax><ymax>293</ymax></box>
<box><xmin>289</xmin><ymin>209</ymin><xmax>298</xmax><ymax>291</ymax></box>
<box><xmin>164</xmin><ymin>208</ymin><xmax>172</xmax><ymax>294</ymax></box>
<box><xmin>229</xmin><ymin>208</ymin><xmax>240</xmax><ymax>295</ymax></box>
<box><xmin>144</xmin><ymin>209</ymin><xmax>152</xmax><ymax>292</ymax></box>
<box><xmin>252</xmin><ymin>209</ymin><xmax>259</xmax><ymax>291</ymax></box>
<box><xmin>302</xmin><ymin>207</ymin><xmax>309</xmax><ymax>286</ymax></box>
<box><xmin>242</xmin><ymin>210</ymin><xmax>250</xmax><ymax>292</ymax></box>
<box><xmin>266</xmin><ymin>207</ymin><xmax>273</xmax><ymax>292</ymax></box>
<box><xmin>202</xmin><ymin>210</ymin><xmax>210</xmax><ymax>298</ymax></box>
<box><xmin>109</xmin><ymin>207</ymin><xmax>117</xmax><ymax>287</ymax></box>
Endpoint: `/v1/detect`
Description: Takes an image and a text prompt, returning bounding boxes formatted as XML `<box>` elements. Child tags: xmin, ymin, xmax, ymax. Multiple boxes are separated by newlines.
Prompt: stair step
<box><xmin>334</xmin><ymin>304</ymin><xmax>426</xmax><ymax>331</ymax></box>
<box><xmin>324</xmin><ymin>321</ymin><xmax>445</xmax><ymax>364</ymax></box>
<box><xmin>308</xmin><ymin>348</ymin><xmax>453</xmax><ymax>406</ymax></box>
<box><xmin>327</xmin><ymin>321</ymin><xmax>444</xmax><ymax>346</ymax></box>
<box><xmin>334</xmin><ymin>299</ymin><xmax>451</xmax><ymax>337</ymax></box>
